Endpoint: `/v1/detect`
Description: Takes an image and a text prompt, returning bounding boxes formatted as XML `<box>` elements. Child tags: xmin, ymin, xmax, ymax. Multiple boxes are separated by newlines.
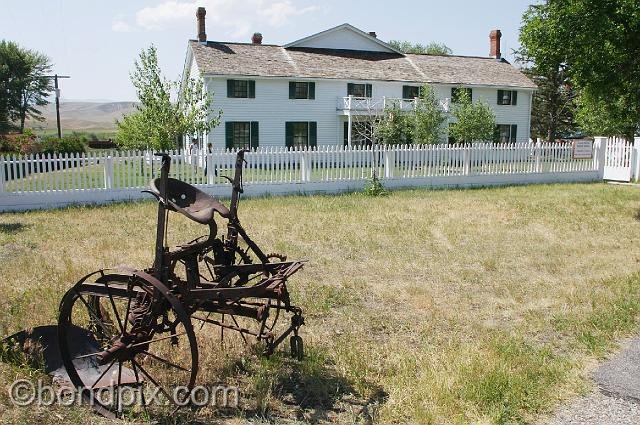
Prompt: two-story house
<box><xmin>183</xmin><ymin>7</ymin><xmax>536</xmax><ymax>151</ymax></box>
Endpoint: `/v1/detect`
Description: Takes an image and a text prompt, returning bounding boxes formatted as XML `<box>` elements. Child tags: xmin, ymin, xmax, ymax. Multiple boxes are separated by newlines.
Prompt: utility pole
<box><xmin>43</xmin><ymin>74</ymin><xmax>70</xmax><ymax>138</ymax></box>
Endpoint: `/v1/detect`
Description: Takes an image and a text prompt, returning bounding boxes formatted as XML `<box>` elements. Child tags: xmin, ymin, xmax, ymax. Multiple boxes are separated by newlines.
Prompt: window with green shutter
<box><xmin>288</xmin><ymin>81</ymin><xmax>315</xmax><ymax>99</ymax></box>
<box><xmin>285</xmin><ymin>122</ymin><xmax>317</xmax><ymax>148</ymax></box>
<box><xmin>495</xmin><ymin>124</ymin><xmax>518</xmax><ymax>143</ymax></box>
<box><xmin>225</xmin><ymin>121</ymin><xmax>259</xmax><ymax>148</ymax></box>
<box><xmin>347</xmin><ymin>83</ymin><xmax>372</xmax><ymax>98</ymax></box>
<box><xmin>403</xmin><ymin>85</ymin><xmax>421</xmax><ymax>99</ymax></box>
<box><xmin>497</xmin><ymin>90</ymin><xmax>518</xmax><ymax>105</ymax></box>
<box><xmin>227</xmin><ymin>79</ymin><xmax>256</xmax><ymax>98</ymax></box>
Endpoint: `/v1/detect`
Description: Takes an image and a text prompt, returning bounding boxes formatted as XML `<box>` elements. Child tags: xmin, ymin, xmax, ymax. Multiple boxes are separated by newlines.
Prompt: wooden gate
<box><xmin>603</xmin><ymin>138</ymin><xmax>634</xmax><ymax>182</ymax></box>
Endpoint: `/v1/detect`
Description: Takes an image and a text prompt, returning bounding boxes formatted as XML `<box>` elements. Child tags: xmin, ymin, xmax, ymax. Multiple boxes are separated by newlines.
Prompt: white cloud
<box><xmin>132</xmin><ymin>0</ymin><xmax>317</xmax><ymax>38</ymax></box>
<box><xmin>112</xmin><ymin>19</ymin><xmax>133</xmax><ymax>33</ymax></box>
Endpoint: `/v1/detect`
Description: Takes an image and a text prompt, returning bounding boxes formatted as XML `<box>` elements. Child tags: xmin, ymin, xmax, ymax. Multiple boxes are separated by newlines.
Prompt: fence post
<box><xmin>383</xmin><ymin>148</ymin><xmax>395</xmax><ymax>178</ymax></box>
<box><xmin>300</xmin><ymin>150</ymin><xmax>310</xmax><ymax>182</ymax></box>
<box><xmin>0</xmin><ymin>155</ymin><xmax>5</xmax><ymax>193</ymax></box>
<box><xmin>103</xmin><ymin>156</ymin><xmax>114</xmax><ymax>189</ymax></box>
<box><xmin>594</xmin><ymin>136</ymin><xmax>608</xmax><ymax>179</ymax></box>
<box><xmin>633</xmin><ymin>137</ymin><xmax>640</xmax><ymax>182</ymax></box>
<box><xmin>462</xmin><ymin>146</ymin><xmax>470</xmax><ymax>175</ymax></box>
<box><xmin>535</xmin><ymin>141</ymin><xmax>542</xmax><ymax>173</ymax></box>
<box><xmin>206</xmin><ymin>152</ymin><xmax>215</xmax><ymax>185</ymax></box>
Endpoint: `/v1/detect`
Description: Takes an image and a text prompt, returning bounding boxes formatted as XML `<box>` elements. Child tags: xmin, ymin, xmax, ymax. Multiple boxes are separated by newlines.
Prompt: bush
<box><xmin>363</xmin><ymin>173</ymin><xmax>388</xmax><ymax>197</ymax></box>
<box><xmin>0</xmin><ymin>129</ymin><xmax>40</xmax><ymax>154</ymax></box>
<box><xmin>40</xmin><ymin>134</ymin><xmax>88</xmax><ymax>155</ymax></box>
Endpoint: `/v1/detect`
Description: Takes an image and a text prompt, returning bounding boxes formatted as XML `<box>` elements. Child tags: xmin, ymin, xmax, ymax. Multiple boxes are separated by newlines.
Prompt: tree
<box><xmin>116</xmin><ymin>45</ymin><xmax>220</xmax><ymax>150</ymax></box>
<box><xmin>411</xmin><ymin>85</ymin><xmax>447</xmax><ymax>144</ymax></box>
<box><xmin>448</xmin><ymin>90</ymin><xmax>496</xmax><ymax>143</ymax></box>
<box><xmin>388</xmin><ymin>40</ymin><xmax>452</xmax><ymax>55</ymax></box>
<box><xmin>517</xmin><ymin>2</ymin><xmax>577</xmax><ymax>142</ymax></box>
<box><xmin>0</xmin><ymin>40</ymin><xmax>52</xmax><ymax>133</ymax></box>
<box><xmin>520</xmin><ymin>0</ymin><xmax>640</xmax><ymax>141</ymax></box>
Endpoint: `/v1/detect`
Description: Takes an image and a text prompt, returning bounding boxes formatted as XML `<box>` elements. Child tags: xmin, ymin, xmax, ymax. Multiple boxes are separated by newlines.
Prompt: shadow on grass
<box><xmin>154</xmin><ymin>346</ymin><xmax>389</xmax><ymax>424</ymax></box>
<box><xmin>0</xmin><ymin>222</ymin><xmax>29</xmax><ymax>235</ymax></box>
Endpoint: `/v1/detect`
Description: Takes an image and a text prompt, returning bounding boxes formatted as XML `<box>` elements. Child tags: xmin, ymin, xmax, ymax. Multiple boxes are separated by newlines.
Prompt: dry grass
<box><xmin>1</xmin><ymin>182</ymin><xmax>640</xmax><ymax>424</ymax></box>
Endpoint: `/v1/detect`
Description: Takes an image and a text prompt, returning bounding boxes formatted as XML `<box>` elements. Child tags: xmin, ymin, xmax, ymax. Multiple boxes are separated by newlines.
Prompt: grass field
<box><xmin>1</xmin><ymin>183</ymin><xmax>640</xmax><ymax>424</ymax></box>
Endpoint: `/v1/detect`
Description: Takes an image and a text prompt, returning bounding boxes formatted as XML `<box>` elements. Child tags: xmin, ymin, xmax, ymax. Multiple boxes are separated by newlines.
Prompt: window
<box><xmin>402</xmin><ymin>85</ymin><xmax>421</xmax><ymax>99</ymax></box>
<box><xmin>347</xmin><ymin>83</ymin><xmax>372</xmax><ymax>98</ymax></box>
<box><xmin>495</xmin><ymin>124</ymin><xmax>518</xmax><ymax>143</ymax></box>
<box><xmin>289</xmin><ymin>82</ymin><xmax>315</xmax><ymax>99</ymax></box>
<box><xmin>497</xmin><ymin>90</ymin><xmax>518</xmax><ymax>105</ymax></box>
<box><xmin>227</xmin><ymin>79</ymin><xmax>256</xmax><ymax>98</ymax></box>
<box><xmin>225</xmin><ymin>121</ymin><xmax>259</xmax><ymax>148</ymax></box>
<box><xmin>451</xmin><ymin>87</ymin><xmax>472</xmax><ymax>103</ymax></box>
<box><xmin>286</xmin><ymin>122</ymin><xmax>317</xmax><ymax>148</ymax></box>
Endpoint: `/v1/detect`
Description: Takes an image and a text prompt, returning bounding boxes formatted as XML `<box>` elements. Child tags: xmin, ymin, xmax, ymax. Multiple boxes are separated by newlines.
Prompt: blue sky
<box><xmin>1</xmin><ymin>0</ymin><xmax>535</xmax><ymax>101</ymax></box>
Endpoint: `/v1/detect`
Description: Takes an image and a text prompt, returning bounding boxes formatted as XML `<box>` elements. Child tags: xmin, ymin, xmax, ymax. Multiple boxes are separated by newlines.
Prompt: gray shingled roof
<box><xmin>189</xmin><ymin>40</ymin><xmax>537</xmax><ymax>89</ymax></box>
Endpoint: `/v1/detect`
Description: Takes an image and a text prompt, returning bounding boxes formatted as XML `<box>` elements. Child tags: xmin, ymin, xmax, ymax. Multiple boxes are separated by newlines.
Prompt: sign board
<box><xmin>572</xmin><ymin>140</ymin><xmax>593</xmax><ymax>159</ymax></box>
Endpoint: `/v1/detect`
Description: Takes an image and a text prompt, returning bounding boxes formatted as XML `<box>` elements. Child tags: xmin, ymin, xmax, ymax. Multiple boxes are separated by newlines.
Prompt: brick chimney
<box><xmin>368</xmin><ymin>31</ymin><xmax>377</xmax><ymax>38</ymax></box>
<box><xmin>251</xmin><ymin>32</ymin><xmax>263</xmax><ymax>44</ymax></box>
<box><xmin>196</xmin><ymin>7</ymin><xmax>206</xmax><ymax>43</ymax></box>
<box><xmin>489</xmin><ymin>29</ymin><xmax>501</xmax><ymax>59</ymax></box>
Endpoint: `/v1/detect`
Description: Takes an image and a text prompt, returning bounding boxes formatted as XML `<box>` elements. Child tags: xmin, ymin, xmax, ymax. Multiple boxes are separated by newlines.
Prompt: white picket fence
<box><xmin>0</xmin><ymin>137</ymin><xmax>628</xmax><ymax>212</ymax></box>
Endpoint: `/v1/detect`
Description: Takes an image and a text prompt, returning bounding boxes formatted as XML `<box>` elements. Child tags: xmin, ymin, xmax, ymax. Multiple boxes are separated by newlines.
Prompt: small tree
<box><xmin>448</xmin><ymin>90</ymin><xmax>496</xmax><ymax>143</ymax></box>
<box><xmin>374</xmin><ymin>104</ymin><xmax>410</xmax><ymax>145</ymax></box>
<box><xmin>0</xmin><ymin>40</ymin><xmax>52</xmax><ymax>133</ymax></box>
<box><xmin>411</xmin><ymin>85</ymin><xmax>447</xmax><ymax>144</ymax></box>
<box><xmin>116</xmin><ymin>45</ymin><xmax>220</xmax><ymax>151</ymax></box>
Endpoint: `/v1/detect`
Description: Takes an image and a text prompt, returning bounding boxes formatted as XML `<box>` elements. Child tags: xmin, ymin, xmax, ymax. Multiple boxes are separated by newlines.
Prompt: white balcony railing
<box><xmin>338</xmin><ymin>96</ymin><xmax>450</xmax><ymax>113</ymax></box>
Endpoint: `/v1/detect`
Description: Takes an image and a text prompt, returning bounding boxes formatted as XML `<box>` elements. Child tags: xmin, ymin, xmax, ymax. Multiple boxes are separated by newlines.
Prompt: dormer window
<box><xmin>289</xmin><ymin>82</ymin><xmax>315</xmax><ymax>99</ymax></box>
<box><xmin>497</xmin><ymin>90</ymin><xmax>518</xmax><ymax>105</ymax></box>
<box><xmin>347</xmin><ymin>83</ymin><xmax>372</xmax><ymax>98</ymax></box>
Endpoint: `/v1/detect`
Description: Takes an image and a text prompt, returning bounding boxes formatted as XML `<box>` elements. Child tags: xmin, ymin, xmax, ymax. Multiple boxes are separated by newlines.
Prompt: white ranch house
<box><xmin>182</xmin><ymin>8</ymin><xmax>536</xmax><ymax>151</ymax></box>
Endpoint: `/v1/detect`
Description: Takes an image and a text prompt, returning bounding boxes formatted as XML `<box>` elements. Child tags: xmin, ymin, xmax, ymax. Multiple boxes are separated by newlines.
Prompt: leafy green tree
<box><xmin>448</xmin><ymin>90</ymin><xmax>496</xmax><ymax>143</ymax></box>
<box><xmin>116</xmin><ymin>45</ymin><xmax>220</xmax><ymax>150</ymax></box>
<box><xmin>411</xmin><ymin>85</ymin><xmax>447</xmax><ymax>144</ymax></box>
<box><xmin>388</xmin><ymin>40</ymin><xmax>452</xmax><ymax>55</ymax></box>
<box><xmin>517</xmin><ymin>2</ymin><xmax>577</xmax><ymax>142</ymax></box>
<box><xmin>0</xmin><ymin>40</ymin><xmax>52</xmax><ymax>133</ymax></box>
<box><xmin>374</xmin><ymin>104</ymin><xmax>411</xmax><ymax>145</ymax></box>
<box><xmin>520</xmin><ymin>0</ymin><xmax>639</xmax><ymax>141</ymax></box>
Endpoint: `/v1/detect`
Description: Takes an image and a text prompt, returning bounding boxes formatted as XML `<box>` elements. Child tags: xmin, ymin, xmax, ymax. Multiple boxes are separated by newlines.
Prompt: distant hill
<box><xmin>26</xmin><ymin>101</ymin><xmax>138</xmax><ymax>132</ymax></box>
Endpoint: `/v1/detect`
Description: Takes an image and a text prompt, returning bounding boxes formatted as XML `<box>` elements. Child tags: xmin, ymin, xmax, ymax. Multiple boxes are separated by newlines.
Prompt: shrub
<box><xmin>363</xmin><ymin>173</ymin><xmax>388</xmax><ymax>197</ymax></box>
<box><xmin>40</xmin><ymin>134</ymin><xmax>88</xmax><ymax>155</ymax></box>
<box><xmin>0</xmin><ymin>129</ymin><xmax>40</xmax><ymax>154</ymax></box>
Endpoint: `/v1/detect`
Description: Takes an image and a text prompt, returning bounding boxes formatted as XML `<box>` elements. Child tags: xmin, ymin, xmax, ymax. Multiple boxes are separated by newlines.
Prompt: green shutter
<box><xmin>308</xmin><ymin>82</ymin><xmax>315</xmax><ymax>99</ymax></box>
<box><xmin>289</xmin><ymin>82</ymin><xmax>296</xmax><ymax>99</ymax></box>
<box><xmin>285</xmin><ymin>122</ymin><xmax>293</xmax><ymax>148</ymax></box>
<box><xmin>402</xmin><ymin>85</ymin><xmax>410</xmax><ymax>99</ymax></box>
<box><xmin>347</xmin><ymin>83</ymin><xmax>354</xmax><ymax>96</ymax></box>
<box><xmin>468</xmin><ymin>88</ymin><xmax>472</xmax><ymax>101</ymax></box>
<box><xmin>497</xmin><ymin>89</ymin><xmax>504</xmax><ymax>105</ymax></box>
<box><xmin>227</xmin><ymin>80</ymin><xmax>234</xmax><ymax>98</ymax></box>
<box><xmin>343</xmin><ymin>122</ymin><xmax>348</xmax><ymax>146</ymax></box>
<box><xmin>225</xmin><ymin>122</ymin><xmax>234</xmax><ymax>149</ymax></box>
<box><xmin>365</xmin><ymin>84</ymin><xmax>372</xmax><ymax>97</ymax></box>
<box><xmin>309</xmin><ymin>122</ymin><xmax>317</xmax><ymax>148</ymax></box>
<box><xmin>510</xmin><ymin>124</ymin><xmax>517</xmax><ymax>142</ymax></box>
<box><xmin>248</xmin><ymin>81</ymin><xmax>255</xmax><ymax>98</ymax></box>
<box><xmin>512</xmin><ymin>91</ymin><xmax>518</xmax><ymax>105</ymax></box>
<box><xmin>250</xmin><ymin>121</ymin><xmax>259</xmax><ymax>148</ymax></box>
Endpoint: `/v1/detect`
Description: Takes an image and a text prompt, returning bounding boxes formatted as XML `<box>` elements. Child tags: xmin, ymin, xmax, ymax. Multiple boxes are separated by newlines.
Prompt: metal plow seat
<box><xmin>150</xmin><ymin>178</ymin><xmax>230</xmax><ymax>224</ymax></box>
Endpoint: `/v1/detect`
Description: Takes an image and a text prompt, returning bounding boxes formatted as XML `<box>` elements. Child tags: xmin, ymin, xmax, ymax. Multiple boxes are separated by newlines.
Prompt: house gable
<box><xmin>284</xmin><ymin>23</ymin><xmax>401</xmax><ymax>54</ymax></box>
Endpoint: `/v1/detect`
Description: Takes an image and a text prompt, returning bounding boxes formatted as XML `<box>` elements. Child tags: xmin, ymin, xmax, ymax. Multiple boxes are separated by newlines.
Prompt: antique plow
<box><xmin>56</xmin><ymin>150</ymin><xmax>305</xmax><ymax>418</ymax></box>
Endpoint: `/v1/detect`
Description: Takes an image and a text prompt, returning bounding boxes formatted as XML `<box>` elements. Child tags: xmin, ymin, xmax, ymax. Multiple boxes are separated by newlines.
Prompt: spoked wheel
<box><xmin>58</xmin><ymin>270</ymin><xmax>198</xmax><ymax>419</ymax></box>
<box><xmin>195</xmin><ymin>250</ymin><xmax>290</xmax><ymax>354</ymax></box>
